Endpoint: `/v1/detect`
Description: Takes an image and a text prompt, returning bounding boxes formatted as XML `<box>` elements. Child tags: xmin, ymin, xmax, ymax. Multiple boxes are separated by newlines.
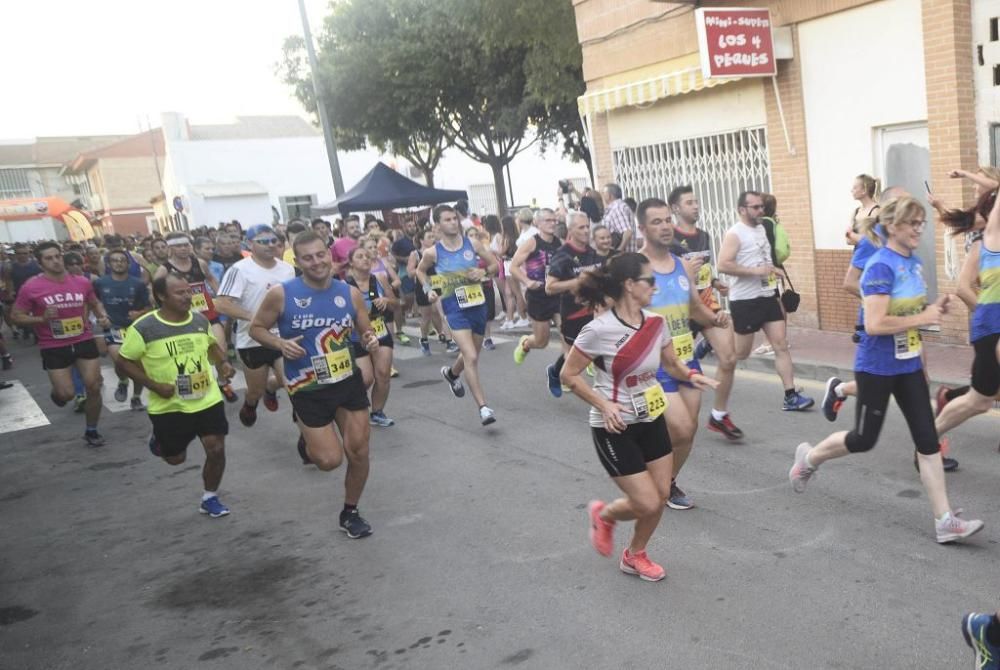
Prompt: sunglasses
<box><xmin>634</xmin><ymin>276</ymin><xmax>656</xmax><ymax>286</ymax></box>
<box><xmin>253</xmin><ymin>237</ymin><xmax>279</xmax><ymax>245</ymax></box>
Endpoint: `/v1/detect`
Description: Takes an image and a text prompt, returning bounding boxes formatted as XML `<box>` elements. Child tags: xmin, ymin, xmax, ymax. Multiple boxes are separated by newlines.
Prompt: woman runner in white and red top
<box><xmin>560</xmin><ymin>252</ymin><xmax>718</xmax><ymax>582</ymax></box>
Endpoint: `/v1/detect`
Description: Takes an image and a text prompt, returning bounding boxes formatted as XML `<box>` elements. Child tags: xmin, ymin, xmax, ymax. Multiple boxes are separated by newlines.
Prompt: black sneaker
<box><xmin>339</xmin><ymin>509</ymin><xmax>373</xmax><ymax>539</ymax></box>
<box><xmin>84</xmin><ymin>431</ymin><xmax>105</xmax><ymax>448</ymax></box>
<box><xmin>821</xmin><ymin>377</ymin><xmax>844</xmax><ymax>422</ymax></box>
<box><xmin>239</xmin><ymin>403</ymin><xmax>257</xmax><ymax>427</ymax></box>
<box><xmin>296</xmin><ymin>435</ymin><xmax>312</xmax><ymax>465</ymax></box>
<box><xmin>707</xmin><ymin>414</ymin><xmax>744</xmax><ymax>440</ymax></box>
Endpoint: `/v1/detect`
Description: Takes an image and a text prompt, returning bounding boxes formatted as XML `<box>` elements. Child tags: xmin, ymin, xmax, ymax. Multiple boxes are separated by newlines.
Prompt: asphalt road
<box><xmin>1</xmin><ymin>328</ymin><xmax>998</xmax><ymax>670</ymax></box>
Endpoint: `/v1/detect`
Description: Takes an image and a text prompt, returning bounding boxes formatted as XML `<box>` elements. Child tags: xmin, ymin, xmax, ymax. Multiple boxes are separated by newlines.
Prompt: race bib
<box><xmin>176</xmin><ymin>370</ymin><xmax>211</xmax><ymax>399</ymax></box>
<box><xmin>50</xmin><ymin>316</ymin><xmax>84</xmax><ymax>339</ymax></box>
<box><xmin>371</xmin><ymin>317</ymin><xmax>388</xmax><ymax>339</ymax></box>
<box><xmin>430</xmin><ymin>275</ymin><xmax>445</xmax><ymax>293</ymax></box>
<box><xmin>311</xmin><ymin>349</ymin><xmax>353</xmax><ymax>384</ymax></box>
<box><xmin>455</xmin><ymin>283</ymin><xmax>485</xmax><ymax>308</ymax></box>
<box><xmin>190</xmin><ymin>291</ymin><xmax>209</xmax><ymax>312</ymax></box>
<box><xmin>894</xmin><ymin>329</ymin><xmax>921</xmax><ymax>360</ymax></box>
<box><xmin>761</xmin><ymin>272</ymin><xmax>777</xmax><ymax>290</ymax></box>
<box><xmin>631</xmin><ymin>384</ymin><xmax>668</xmax><ymax>421</ymax></box>
<box><xmin>696</xmin><ymin>264</ymin><xmax>712</xmax><ymax>291</ymax></box>
<box><xmin>672</xmin><ymin>332</ymin><xmax>695</xmax><ymax>363</ymax></box>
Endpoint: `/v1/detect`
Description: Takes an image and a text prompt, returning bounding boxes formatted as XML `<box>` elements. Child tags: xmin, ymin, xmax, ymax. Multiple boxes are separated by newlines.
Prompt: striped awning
<box><xmin>577</xmin><ymin>54</ymin><xmax>738</xmax><ymax>117</ymax></box>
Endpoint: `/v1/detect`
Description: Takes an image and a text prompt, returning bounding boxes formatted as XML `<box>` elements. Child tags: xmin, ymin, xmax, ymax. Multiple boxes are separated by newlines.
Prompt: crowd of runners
<box><xmin>2</xmin><ymin>174</ymin><xmax>999</xmax><ymax>665</ymax></box>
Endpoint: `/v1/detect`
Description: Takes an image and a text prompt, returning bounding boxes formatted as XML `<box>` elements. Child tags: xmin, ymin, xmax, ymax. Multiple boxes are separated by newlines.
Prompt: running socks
<box><xmin>202</xmin><ymin>491</ymin><xmax>217</xmax><ymax>501</ymax></box>
<box><xmin>784</xmin><ymin>388</ymin><xmax>796</xmax><ymax>399</ymax></box>
<box><xmin>945</xmin><ymin>386</ymin><xmax>970</xmax><ymax>402</ymax></box>
<box><xmin>341</xmin><ymin>503</ymin><xmax>358</xmax><ymax>519</ymax></box>
<box><xmin>710</xmin><ymin>408</ymin><xmax>727</xmax><ymax>421</ymax></box>
<box><xmin>834</xmin><ymin>383</ymin><xmax>847</xmax><ymax>398</ymax></box>
<box><xmin>553</xmin><ymin>354</ymin><xmax>565</xmax><ymax>376</ymax></box>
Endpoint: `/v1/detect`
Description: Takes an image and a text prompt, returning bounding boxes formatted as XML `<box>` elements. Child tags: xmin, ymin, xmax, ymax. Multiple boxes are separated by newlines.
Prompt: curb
<box><xmin>724</xmin><ymin>353</ymin><xmax>969</xmax><ymax>389</ymax></box>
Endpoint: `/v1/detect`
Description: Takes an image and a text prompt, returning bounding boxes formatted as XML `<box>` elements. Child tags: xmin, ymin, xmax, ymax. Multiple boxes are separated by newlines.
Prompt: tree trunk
<box><xmin>489</xmin><ymin>161</ymin><xmax>509</xmax><ymax>215</ymax></box>
<box><xmin>422</xmin><ymin>168</ymin><xmax>435</xmax><ymax>188</ymax></box>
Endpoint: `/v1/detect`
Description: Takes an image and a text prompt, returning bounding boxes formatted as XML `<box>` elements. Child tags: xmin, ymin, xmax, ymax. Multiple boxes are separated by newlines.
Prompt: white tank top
<box><xmin>728</xmin><ymin>221</ymin><xmax>776</xmax><ymax>301</ymax></box>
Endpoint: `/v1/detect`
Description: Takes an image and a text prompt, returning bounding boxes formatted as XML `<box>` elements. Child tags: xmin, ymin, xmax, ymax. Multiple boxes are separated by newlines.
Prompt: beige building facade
<box><xmin>574</xmin><ymin>0</ymin><xmax>987</xmax><ymax>343</ymax></box>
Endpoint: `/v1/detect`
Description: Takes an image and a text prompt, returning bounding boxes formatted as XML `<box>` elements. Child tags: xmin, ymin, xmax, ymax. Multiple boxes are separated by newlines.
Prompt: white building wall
<box><xmin>798</xmin><ymin>0</ymin><xmax>927</xmax><ymax>250</ymax></box>
<box><xmin>606</xmin><ymin>79</ymin><xmax>767</xmax><ymax>148</ymax></box>
<box><xmin>973</xmin><ymin>0</ymin><xmax>1000</xmax><ymax>165</ymax></box>
<box><xmin>190</xmin><ymin>194</ymin><xmax>273</xmax><ymax>229</ymax></box>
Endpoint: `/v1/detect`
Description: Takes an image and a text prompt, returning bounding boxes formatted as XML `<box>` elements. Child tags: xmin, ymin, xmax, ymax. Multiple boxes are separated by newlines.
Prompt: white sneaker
<box><xmin>495</xmin><ymin>311</ymin><xmax>507</xmax><ymax>322</ymax></box>
<box><xmin>501</xmin><ymin>320</ymin><xmax>515</xmax><ymax>330</ymax></box>
<box><xmin>935</xmin><ymin>511</ymin><xmax>984</xmax><ymax>544</ymax></box>
<box><xmin>515</xmin><ymin>318</ymin><xmax>530</xmax><ymax>328</ymax></box>
<box><xmin>479</xmin><ymin>405</ymin><xmax>496</xmax><ymax>425</ymax></box>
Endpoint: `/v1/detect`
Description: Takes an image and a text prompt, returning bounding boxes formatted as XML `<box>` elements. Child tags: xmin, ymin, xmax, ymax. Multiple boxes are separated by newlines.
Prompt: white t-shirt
<box><xmin>218</xmin><ymin>257</ymin><xmax>295</xmax><ymax>349</ymax></box>
<box><xmin>572</xmin><ymin>309</ymin><xmax>671</xmax><ymax>428</ymax></box>
<box><xmin>516</xmin><ymin>225</ymin><xmax>539</xmax><ymax>248</ymax></box>
<box><xmin>726</xmin><ymin>221</ymin><xmax>776</xmax><ymax>301</ymax></box>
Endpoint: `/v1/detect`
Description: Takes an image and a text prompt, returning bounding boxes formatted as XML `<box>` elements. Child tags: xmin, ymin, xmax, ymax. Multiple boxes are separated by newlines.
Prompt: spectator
<box><xmin>602</xmin><ymin>183</ymin><xmax>634</xmax><ymax>252</ymax></box>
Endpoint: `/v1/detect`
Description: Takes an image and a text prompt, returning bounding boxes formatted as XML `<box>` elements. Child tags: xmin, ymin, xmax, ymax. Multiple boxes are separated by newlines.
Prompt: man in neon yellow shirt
<box><xmin>117</xmin><ymin>273</ymin><xmax>236</xmax><ymax>518</ymax></box>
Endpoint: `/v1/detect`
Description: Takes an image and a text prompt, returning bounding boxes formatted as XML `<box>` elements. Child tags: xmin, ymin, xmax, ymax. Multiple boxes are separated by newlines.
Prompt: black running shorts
<box><xmin>591</xmin><ymin>416</ymin><xmax>671</xmax><ymax>478</ymax></box>
<box><xmin>238</xmin><ymin>346</ymin><xmax>282</xmax><ymax>370</ymax></box>
<box><xmin>290</xmin><ymin>374</ymin><xmax>369</xmax><ymax>428</ymax></box>
<box><xmin>730</xmin><ymin>294</ymin><xmax>784</xmax><ymax>335</ymax></box>
<box><xmin>149</xmin><ymin>401</ymin><xmax>228</xmax><ymax>459</ymax></box>
<box><xmin>971</xmin><ymin>332</ymin><xmax>1000</xmax><ymax>397</ymax></box>
<box><xmin>41</xmin><ymin>338</ymin><xmax>100</xmax><ymax>370</ymax></box>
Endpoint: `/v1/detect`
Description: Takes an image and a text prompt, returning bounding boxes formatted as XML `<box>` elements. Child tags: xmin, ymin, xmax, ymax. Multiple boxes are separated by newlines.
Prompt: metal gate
<box><xmin>612</xmin><ymin>127</ymin><xmax>771</xmax><ymax>258</ymax></box>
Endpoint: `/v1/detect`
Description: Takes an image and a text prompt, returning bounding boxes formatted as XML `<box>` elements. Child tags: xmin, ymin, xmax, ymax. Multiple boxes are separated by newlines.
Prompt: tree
<box><xmin>277</xmin><ymin>2</ymin><xmax>449</xmax><ymax>186</ymax></box>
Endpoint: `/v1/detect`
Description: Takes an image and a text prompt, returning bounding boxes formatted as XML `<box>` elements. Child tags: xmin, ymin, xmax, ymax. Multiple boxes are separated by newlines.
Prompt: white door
<box><xmin>874</xmin><ymin>123</ymin><xmax>936</xmax><ymax>299</ymax></box>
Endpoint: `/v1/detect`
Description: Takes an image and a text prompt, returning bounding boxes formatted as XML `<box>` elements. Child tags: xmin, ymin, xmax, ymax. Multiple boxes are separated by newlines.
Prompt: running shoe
<box><xmin>441</xmin><ymin>366</ymin><xmax>465</xmax><ymax>398</ymax></box>
<box><xmin>339</xmin><ymin>509</ymin><xmax>373</xmax><ymax>538</ymax></box>
<box><xmin>666</xmin><ymin>482</ymin><xmax>693</xmax><ymax>510</ymax></box>
<box><xmin>395</xmin><ymin>331</ymin><xmax>411</xmax><ymax>344</ymax></box>
<box><xmin>130</xmin><ymin>397</ymin><xmax>145</xmax><ymax>411</ymax></box>
<box><xmin>707</xmin><ymin>413</ymin><xmax>743</xmax><ymax>440</ymax></box>
<box><xmin>2</xmin><ymin>354</ymin><xmax>13</xmax><ymax>370</ymax></box>
<box><xmin>148</xmin><ymin>434</ymin><xmax>161</xmax><ymax>457</ymax></box>
<box><xmin>482</xmin><ymin>337</ymin><xmax>495</xmax><ymax>351</ymax></box>
<box><xmin>619</xmin><ymin>548</ymin><xmax>666</xmax><ymax>582</ymax></box>
<box><xmin>587</xmin><ymin>500</ymin><xmax>614</xmax><ymax>556</ymax></box>
<box><xmin>445</xmin><ymin>340</ymin><xmax>460</xmax><ymax>354</ymax></box>
<box><xmin>821</xmin><ymin>377</ymin><xmax>844</xmax><ymax>422</ymax></box>
<box><xmin>935</xmin><ymin>385</ymin><xmax>951</xmax><ymax>417</ymax></box>
<box><xmin>514</xmin><ymin>318</ymin><xmax>530</xmax><ymax>328</ymax></box>
<box><xmin>479</xmin><ymin>405</ymin><xmax>496</xmax><ymax>425</ymax></box>
<box><xmin>296</xmin><ymin>434</ymin><xmax>311</xmax><ymax>465</ymax></box>
<box><xmin>420</xmin><ymin>338</ymin><xmax>432</xmax><ymax>356</ymax></box>
<box><xmin>782</xmin><ymin>391</ymin><xmax>815</xmax><ymax>411</ymax></box>
<box><xmin>546</xmin><ymin>364</ymin><xmax>562</xmax><ymax>398</ymax></box>
<box><xmin>113</xmin><ymin>380</ymin><xmax>128</xmax><ymax>403</ymax></box>
<box><xmin>199</xmin><ymin>496</ymin><xmax>230</xmax><ymax>518</ymax></box>
<box><xmin>221</xmin><ymin>384</ymin><xmax>239</xmax><ymax>403</ymax></box>
<box><xmin>961</xmin><ymin>612</ymin><xmax>1000</xmax><ymax>670</ymax></box>
<box><xmin>694</xmin><ymin>336</ymin><xmax>713</xmax><ymax>361</ymax></box>
<box><xmin>83</xmin><ymin>431</ymin><xmax>105</xmax><ymax>448</ymax></box>
<box><xmin>513</xmin><ymin>336</ymin><xmax>529</xmax><ymax>365</ymax></box>
<box><xmin>935</xmin><ymin>511</ymin><xmax>984</xmax><ymax>544</ymax></box>
<box><xmin>789</xmin><ymin>442</ymin><xmax>816</xmax><ymax>493</ymax></box>
<box><xmin>73</xmin><ymin>394</ymin><xmax>87</xmax><ymax>413</ymax></box>
<box><xmin>500</xmin><ymin>320</ymin><xmax>515</xmax><ymax>331</ymax></box>
<box><xmin>390</xmin><ymin>367</ymin><xmax>399</xmax><ymax>378</ymax></box>
<box><xmin>370</xmin><ymin>410</ymin><xmax>395</xmax><ymax>427</ymax></box>
<box><xmin>263</xmin><ymin>389</ymin><xmax>279</xmax><ymax>412</ymax></box>
<box><xmin>239</xmin><ymin>403</ymin><xmax>258</xmax><ymax>427</ymax></box>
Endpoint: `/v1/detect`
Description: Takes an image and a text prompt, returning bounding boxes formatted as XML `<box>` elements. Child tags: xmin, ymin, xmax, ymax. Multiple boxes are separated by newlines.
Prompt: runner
<box><xmin>215</xmin><ymin>224</ymin><xmax>295</xmax><ymax>426</ymax></box>
<box><xmin>4</xmin><ymin>242</ymin><xmax>42</xmax><ymax>340</ymax></box>
<box><xmin>415</xmin><ymin>205</ymin><xmax>499</xmax><ymax>425</ymax></box>
<box><xmin>718</xmin><ymin>191</ymin><xmax>814</xmax><ymax>411</ymax></box>
<box><xmin>94</xmin><ymin>249</ymin><xmax>151</xmax><ymax>410</ymax></box>
<box><xmin>249</xmin><ymin>231</ymin><xmax>378</xmax><ymax>538</ymax></box>
<box><xmin>11</xmin><ymin>241</ymin><xmax>112</xmax><ymax>446</ymax></box>
<box><xmin>103</xmin><ymin>235</ymin><xmax>148</xmax><ymax>282</ymax></box>
<box><xmin>143</xmin><ymin>237</ymin><xmax>170</xmax><ymax>276</ymax></box>
<box><xmin>544</xmin><ymin>210</ymin><xmax>601</xmax><ymax>397</ymax></box>
<box><xmin>560</xmin><ymin>252</ymin><xmax>717</xmax><ymax>581</ymax></box>
<box><xmin>510</xmin><ymin>208</ymin><xmax>562</xmax><ymax>365</ymax></box>
<box><xmin>345</xmin><ymin>246</ymin><xmax>398</xmax><ymax>427</ymax></box>
<box><xmin>639</xmin><ymin>198</ymin><xmax>730</xmax><ymax>510</ymax></box>
<box><xmin>391</xmin><ymin>217</ymin><xmax>418</xmax><ymax>341</ymax></box>
<box><xmin>116</xmin><ymin>273</ymin><xmax>236</xmax><ymax>518</ymax></box>
<box><xmin>408</xmin><ymin>228</ymin><xmax>454</xmax><ymax>356</ymax></box>
<box><xmin>789</xmin><ymin>197</ymin><xmax>983</xmax><ymax>544</ymax></box>
<box><xmin>934</xmin><ymin>190</ymin><xmax>1000</xmax><ymax>441</ymax></box>
<box><xmin>667</xmin><ymin>185</ymin><xmax>743</xmax><ymax>440</ymax></box>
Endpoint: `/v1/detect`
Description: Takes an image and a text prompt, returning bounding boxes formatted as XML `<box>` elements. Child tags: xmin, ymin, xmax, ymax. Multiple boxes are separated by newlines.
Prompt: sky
<box><xmin>1</xmin><ymin>0</ymin><xmax>330</xmax><ymax>138</ymax></box>
<box><xmin>0</xmin><ymin>0</ymin><xmax>589</xmax><ymax>203</ymax></box>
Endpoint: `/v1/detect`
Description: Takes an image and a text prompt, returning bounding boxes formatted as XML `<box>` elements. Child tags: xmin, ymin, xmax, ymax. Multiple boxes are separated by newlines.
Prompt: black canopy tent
<box><xmin>313</xmin><ymin>162</ymin><xmax>468</xmax><ymax>216</ymax></box>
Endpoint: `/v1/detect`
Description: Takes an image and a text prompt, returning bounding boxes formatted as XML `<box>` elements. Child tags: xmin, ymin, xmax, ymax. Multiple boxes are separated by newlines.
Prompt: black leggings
<box><xmin>846</xmin><ymin>371</ymin><xmax>939</xmax><ymax>455</ymax></box>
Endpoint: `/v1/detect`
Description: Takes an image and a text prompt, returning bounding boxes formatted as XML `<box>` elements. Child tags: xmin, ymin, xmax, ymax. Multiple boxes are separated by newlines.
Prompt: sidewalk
<box><xmin>733</xmin><ymin>326</ymin><xmax>974</xmax><ymax>387</ymax></box>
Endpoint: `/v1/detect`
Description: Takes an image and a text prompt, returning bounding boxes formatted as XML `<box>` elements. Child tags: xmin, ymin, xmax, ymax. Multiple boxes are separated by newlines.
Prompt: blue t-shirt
<box><xmin>93</xmin><ymin>275</ymin><xmax>149</xmax><ymax>328</ymax></box>
<box><xmin>854</xmin><ymin>247</ymin><xmax>927</xmax><ymax>376</ymax></box>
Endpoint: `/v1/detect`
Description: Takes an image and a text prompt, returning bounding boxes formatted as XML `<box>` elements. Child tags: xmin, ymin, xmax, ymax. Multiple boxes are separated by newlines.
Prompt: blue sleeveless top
<box><xmin>648</xmin><ymin>254</ymin><xmax>695</xmax><ymax>381</ymax></box>
<box><xmin>973</xmin><ymin>241</ymin><xmax>1000</xmax><ymax>342</ymax></box>
<box><xmin>433</xmin><ymin>237</ymin><xmax>479</xmax><ymax>312</ymax></box>
<box><xmin>277</xmin><ymin>277</ymin><xmax>358</xmax><ymax>395</ymax></box>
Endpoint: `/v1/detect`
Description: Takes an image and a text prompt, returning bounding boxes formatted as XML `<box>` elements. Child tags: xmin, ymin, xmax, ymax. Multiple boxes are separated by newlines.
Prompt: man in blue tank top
<box><xmin>415</xmin><ymin>204</ymin><xmax>499</xmax><ymax>426</ymax></box>
<box><xmin>250</xmin><ymin>232</ymin><xmax>380</xmax><ymax>539</ymax></box>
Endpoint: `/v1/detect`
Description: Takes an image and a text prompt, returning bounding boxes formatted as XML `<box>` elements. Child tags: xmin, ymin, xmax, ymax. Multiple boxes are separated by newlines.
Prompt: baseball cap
<box><xmin>246</xmin><ymin>224</ymin><xmax>275</xmax><ymax>240</ymax></box>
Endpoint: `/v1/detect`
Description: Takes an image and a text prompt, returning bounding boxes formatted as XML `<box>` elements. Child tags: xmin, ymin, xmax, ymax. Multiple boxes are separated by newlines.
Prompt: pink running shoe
<box><xmin>587</xmin><ymin>500</ymin><xmax>614</xmax><ymax>556</ymax></box>
<box><xmin>619</xmin><ymin>548</ymin><xmax>666</xmax><ymax>582</ymax></box>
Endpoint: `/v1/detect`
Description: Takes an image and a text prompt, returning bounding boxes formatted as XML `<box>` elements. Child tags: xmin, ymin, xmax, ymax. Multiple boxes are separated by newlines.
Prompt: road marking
<box><xmin>0</xmin><ymin>380</ymin><xmax>50</xmax><ymax>434</ymax></box>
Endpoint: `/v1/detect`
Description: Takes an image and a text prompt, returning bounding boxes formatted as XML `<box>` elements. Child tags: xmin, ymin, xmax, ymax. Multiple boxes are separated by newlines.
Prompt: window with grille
<box><xmin>611</xmin><ymin>127</ymin><xmax>771</xmax><ymax>262</ymax></box>
<box><xmin>280</xmin><ymin>194</ymin><xmax>316</xmax><ymax>222</ymax></box>
<box><xmin>0</xmin><ymin>168</ymin><xmax>33</xmax><ymax>199</ymax></box>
